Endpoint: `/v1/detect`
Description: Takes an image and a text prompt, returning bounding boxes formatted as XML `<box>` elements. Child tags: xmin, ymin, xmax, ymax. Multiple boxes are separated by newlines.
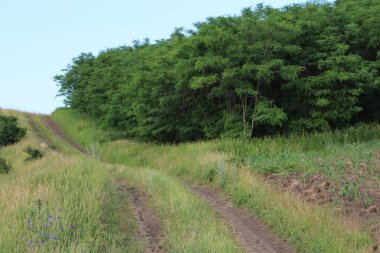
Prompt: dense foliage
<box><xmin>0</xmin><ymin>114</ymin><xmax>27</xmax><ymax>146</ymax></box>
<box><xmin>55</xmin><ymin>0</ymin><xmax>380</xmax><ymax>142</ymax></box>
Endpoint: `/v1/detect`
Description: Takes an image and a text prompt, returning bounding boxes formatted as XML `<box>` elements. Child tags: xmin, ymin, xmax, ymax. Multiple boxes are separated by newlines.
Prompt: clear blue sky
<box><xmin>0</xmin><ymin>0</ymin><xmax>308</xmax><ymax>114</ymax></box>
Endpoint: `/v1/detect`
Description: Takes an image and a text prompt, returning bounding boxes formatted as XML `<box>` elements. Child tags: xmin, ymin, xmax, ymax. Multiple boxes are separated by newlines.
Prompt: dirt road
<box><xmin>192</xmin><ymin>185</ymin><xmax>294</xmax><ymax>253</ymax></box>
<box><xmin>43</xmin><ymin>115</ymin><xmax>294</xmax><ymax>253</ymax></box>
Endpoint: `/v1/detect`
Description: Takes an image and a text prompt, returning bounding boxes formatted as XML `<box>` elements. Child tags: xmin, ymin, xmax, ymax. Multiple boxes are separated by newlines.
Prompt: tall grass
<box><xmin>0</xmin><ymin>111</ymin><xmax>141</xmax><ymax>252</ymax></box>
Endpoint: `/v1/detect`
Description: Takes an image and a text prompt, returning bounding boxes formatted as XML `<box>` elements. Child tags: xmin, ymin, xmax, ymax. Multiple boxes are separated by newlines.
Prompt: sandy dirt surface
<box><xmin>119</xmin><ymin>184</ymin><xmax>166</xmax><ymax>253</ymax></box>
<box><xmin>192</xmin><ymin>185</ymin><xmax>294</xmax><ymax>253</ymax></box>
<box><xmin>42</xmin><ymin>116</ymin><xmax>87</xmax><ymax>154</ymax></box>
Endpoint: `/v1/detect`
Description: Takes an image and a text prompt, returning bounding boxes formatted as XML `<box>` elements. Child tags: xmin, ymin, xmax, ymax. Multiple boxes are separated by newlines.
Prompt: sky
<box><xmin>0</xmin><ymin>0</ymin><xmax>308</xmax><ymax>114</ymax></box>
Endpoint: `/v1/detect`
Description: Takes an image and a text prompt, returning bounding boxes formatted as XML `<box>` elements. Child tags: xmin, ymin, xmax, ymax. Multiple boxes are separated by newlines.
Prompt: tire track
<box><xmin>191</xmin><ymin>185</ymin><xmax>294</xmax><ymax>253</ymax></box>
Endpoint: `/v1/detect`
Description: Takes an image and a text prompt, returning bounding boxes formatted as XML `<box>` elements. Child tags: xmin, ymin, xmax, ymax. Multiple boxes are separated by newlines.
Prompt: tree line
<box><xmin>55</xmin><ymin>0</ymin><xmax>380</xmax><ymax>142</ymax></box>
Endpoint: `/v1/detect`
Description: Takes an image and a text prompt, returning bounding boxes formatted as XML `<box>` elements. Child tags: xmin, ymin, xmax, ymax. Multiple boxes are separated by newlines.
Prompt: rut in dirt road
<box><xmin>42</xmin><ymin>116</ymin><xmax>87</xmax><ymax>154</ymax></box>
<box><xmin>119</xmin><ymin>184</ymin><xmax>166</xmax><ymax>253</ymax></box>
<box><xmin>192</xmin><ymin>185</ymin><xmax>294</xmax><ymax>253</ymax></box>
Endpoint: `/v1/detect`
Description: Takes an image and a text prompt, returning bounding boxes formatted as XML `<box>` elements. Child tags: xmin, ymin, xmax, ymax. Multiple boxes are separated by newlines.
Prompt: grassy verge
<box><xmin>52</xmin><ymin>108</ymin><xmax>378</xmax><ymax>253</ymax></box>
<box><xmin>0</xmin><ymin>111</ymin><xmax>142</xmax><ymax>252</ymax></box>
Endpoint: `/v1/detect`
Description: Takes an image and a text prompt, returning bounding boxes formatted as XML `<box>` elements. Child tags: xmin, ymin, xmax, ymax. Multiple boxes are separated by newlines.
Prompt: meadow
<box><xmin>1</xmin><ymin>108</ymin><xmax>379</xmax><ymax>252</ymax></box>
<box><xmin>0</xmin><ymin>110</ymin><xmax>243</xmax><ymax>253</ymax></box>
<box><xmin>51</xmin><ymin>108</ymin><xmax>380</xmax><ymax>253</ymax></box>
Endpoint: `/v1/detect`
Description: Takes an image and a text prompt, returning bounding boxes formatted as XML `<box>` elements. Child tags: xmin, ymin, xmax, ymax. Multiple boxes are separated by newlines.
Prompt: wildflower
<box><xmin>47</xmin><ymin>234</ymin><xmax>51</xmax><ymax>239</ymax></box>
<box><xmin>57</xmin><ymin>216</ymin><xmax>61</xmax><ymax>220</ymax></box>
<box><xmin>58</xmin><ymin>208</ymin><xmax>62</xmax><ymax>213</ymax></box>
<box><xmin>28</xmin><ymin>240</ymin><xmax>34</xmax><ymax>248</ymax></box>
<box><xmin>49</xmin><ymin>214</ymin><xmax>54</xmax><ymax>219</ymax></box>
<box><xmin>70</xmin><ymin>224</ymin><xmax>74</xmax><ymax>230</ymax></box>
<box><xmin>53</xmin><ymin>234</ymin><xmax>57</xmax><ymax>240</ymax></box>
<box><xmin>50</xmin><ymin>221</ymin><xmax>53</xmax><ymax>226</ymax></box>
<box><xmin>38</xmin><ymin>240</ymin><xmax>43</xmax><ymax>245</ymax></box>
<box><xmin>60</xmin><ymin>225</ymin><xmax>64</xmax><ymax>230</ymax></box>
<box><xmin>27</xmin><ymin>218</ymin><xmax>31</xmax><ymax>225</ymax></box>
<box><xmin>45</xmin><ymin>224</ymin><xmax>48</xmax><ymax>228</ymax></box>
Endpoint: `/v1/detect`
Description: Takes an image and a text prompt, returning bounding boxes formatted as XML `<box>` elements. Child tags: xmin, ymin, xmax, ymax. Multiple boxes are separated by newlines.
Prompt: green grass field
<box><xmin>0</xmin><ymin>110</ymin><xmax>243</xmax><ymax>253</ymax></box>
<box><xmin>51</xmin><ymin>108</ymin><xmax>380</xmax><ymax>253</ymax></box>
<box><xmin>1</xmin><ymin>108</ymin><xmax>378</xmax><ymax>252</ymax></box>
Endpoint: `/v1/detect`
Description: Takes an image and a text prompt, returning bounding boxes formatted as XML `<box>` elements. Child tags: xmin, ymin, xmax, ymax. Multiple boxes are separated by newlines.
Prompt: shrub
<box><xmin>0</xmin><ymin>114</ymin><xmax>27</xmax><ymax>147</ymax></box>
<box><xmin>0</xmin><ymin>158</ymin><xmax>11</xmax><ymax>174</ymax></box>
<box><xmin>24</xmin><ymin>147</ymin><xmax>44</xmax><ymax>161</ymax></box>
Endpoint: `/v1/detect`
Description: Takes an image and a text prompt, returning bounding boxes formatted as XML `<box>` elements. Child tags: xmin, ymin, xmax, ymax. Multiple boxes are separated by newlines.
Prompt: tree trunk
<box><xmin>251</xmin><ymin>80</ymin><xmax>261</xmax><ymax>137</ymax></box>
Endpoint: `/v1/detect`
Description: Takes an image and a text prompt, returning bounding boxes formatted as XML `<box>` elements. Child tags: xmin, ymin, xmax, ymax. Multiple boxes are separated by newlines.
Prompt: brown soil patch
<box><xmin>191</xmin><ymin>185</ymin><xmax>294</xmax><ymax>253</ymax></box>
<box><xmin>42</xmin><ymin>116</ymin><xmax>87</xmax><ymax>154</ymax></box>
<box><xmin>265</xmin><ymin>153</ymin><xmax>380</xmax><ymax>251</ymax></box>
<box><xmin>266</xmin><ymin>173</ymin><xmax>337</xmax><ymax>205</ymax></box>
<box><xmin>25</xmin><ymin>114</ymin><xmax>56</xmax><ymax>150</ymax></box>
<box><xmin>119</xmin><ymin>184</ymin><xmax>166</xmax><ymax>253</ymax></box>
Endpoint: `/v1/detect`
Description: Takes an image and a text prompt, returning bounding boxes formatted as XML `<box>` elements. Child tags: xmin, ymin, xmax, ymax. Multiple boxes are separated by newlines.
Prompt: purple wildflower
<box><xmin>47</xmin><ymin>234</ymin><xmax>51</xmax><ymax>239</ymax></box>
<box><xmin>53</xmin><ymin>234</ymin><xmax>57</xmax><ymax>240</ymax></box>
<box><xmin>50</xmin><ymin>221</ymin><xmax>53</xmax><ymax>226</ymax></box>
<box><xmin>27</xmin><ymin>218</ymin><xmax>31</xmax><ymax>225</ymax></box>
<box><xmin>70</xmin><ymin>224</ymin><xmax>74</xmax><ymax>230</ymax></box>
<box><xmin>49</xmin><ymin>214</ymin><xmax>54</xmax><ymax>219</ymax></box>
<box><xmin>60</xmin><ymin>225</ymin><xmax>64</xmax><ymax>230</ymax></box>
<box><xmin>57</xmin><ymin>216</ymin><xmax>61</xmax><ymax>220</ymax></box>
<box><xmin>58</xmin><ymin>208</ymin><xmax>62</xmax><ymax>213</ymax></box>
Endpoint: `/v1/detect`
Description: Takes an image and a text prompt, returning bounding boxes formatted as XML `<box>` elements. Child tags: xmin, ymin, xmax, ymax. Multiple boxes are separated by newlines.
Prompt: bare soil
<box><xmin>191</xmin><ymin>185</ymin><xmax>294</xmax><ymax>253</ymax></box>
<box><xmin>266</xmin><ymin>151</ymin><xmax>380</xmax><ymax>251</ymax></box>
<box><xmin>26</xmin><ymin>114</ymin><xmax>56</xmax><ymax>149</ymax></box>
<box><xmin>42</xmin><ymin>116</ymin><xmax>87</xmax><ymax>154</ymax></box>
<box><xmin>119</xmin><ymin>184</ymin><xmax>166</xmax><ymax>253</ymax></box>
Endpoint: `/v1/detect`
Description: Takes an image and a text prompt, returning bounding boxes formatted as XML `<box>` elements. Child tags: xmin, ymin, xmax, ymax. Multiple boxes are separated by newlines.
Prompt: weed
<box><xmin>340</xmin><ymin>181</ymin><xmax>359</xmax><ymax>202</ymax></box>
<box><xmin>231</xmin><ymin>185</ymin><xmax>252</xmax><ymax>207</ymax></box>
<box><xmin>362</xmin><ymin>193</ymin><xmax>373</xmax><ymax>207</ymax></box>
<box><xmin>0</xmin><ymin>158</ymin><xmax>11</xmax><ymax>174</ymax></box>
<box><xmin>88</xmin><ymin>143</ymin><xmax>99</xmax><ymax>159</ymax></box>
<box><xmin>24</xmin><ymin>147</ymin><xmax>44</xmax><ymax>161</ymax></box>
<box><xmin>206</xmin><ymin>168</ymin><xmax>216</xmax><ymax>182</ymax></box>
<box><xmin>218</xmin><ymin>161</ymin><xmax>226</xmax><ymax>187</ymax></box>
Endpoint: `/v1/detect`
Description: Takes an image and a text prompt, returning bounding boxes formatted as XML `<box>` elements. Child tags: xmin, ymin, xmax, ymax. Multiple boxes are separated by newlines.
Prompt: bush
<box><xmin>24</xmin><ymin>147</ymin><xmax>44</xmax><ymax>161</ymax></box>
<box><xmin>0</xmin><ymin>158</ymin><xmax>11</xmax><ymax>174</ymax></box>
<box><xmin>0</xmin><ymin>114</ymin><xmax>27</xmax><ymax>147</ymax></box>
